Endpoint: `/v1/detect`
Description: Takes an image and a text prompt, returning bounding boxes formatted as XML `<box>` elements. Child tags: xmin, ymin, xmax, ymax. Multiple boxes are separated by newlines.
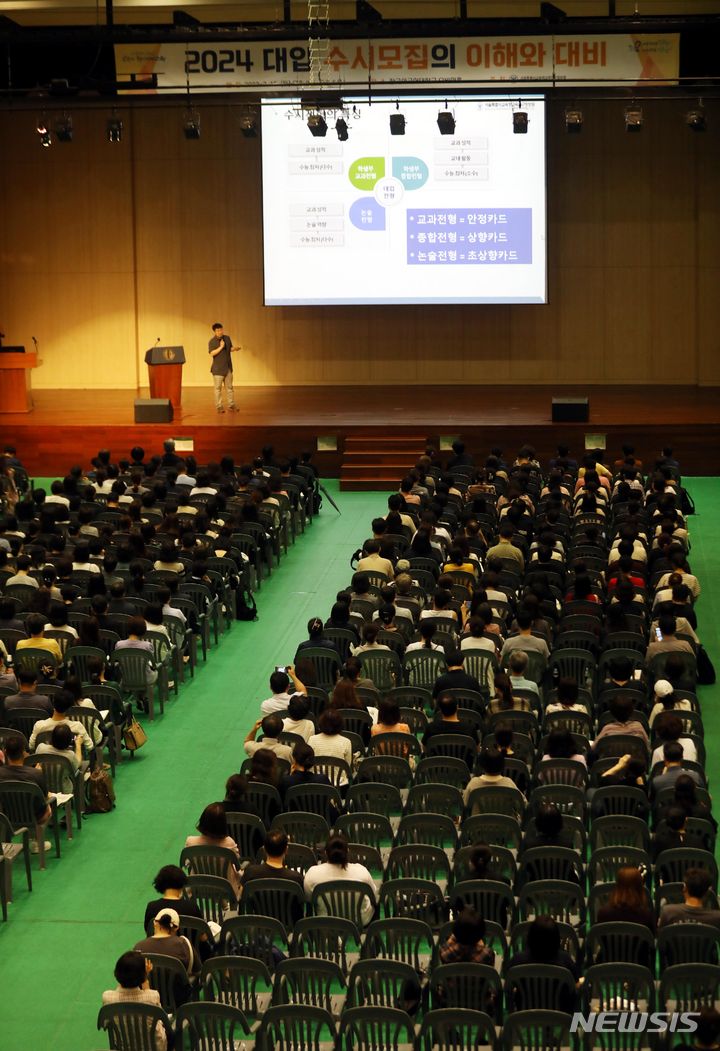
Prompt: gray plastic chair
<box><xmin>175</xmin><ymin>1000</ymin><xmax>252</xmax><ymax>1050</ymax></box>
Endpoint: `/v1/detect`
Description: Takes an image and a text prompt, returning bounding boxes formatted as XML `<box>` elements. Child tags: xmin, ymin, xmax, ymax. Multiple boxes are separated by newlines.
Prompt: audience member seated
<box><xmin>2</xmin><ymin>669</ymin><xmax>53</xmax><ymax>720</ymax></box>
<box><xmin>371</xmin><ymin>699</ymin><xmax>411</xmax><ymax>737</ymax></box>
<box><xmin>244</xmin><ymin>714</ymin><xmax>293</xmax><ymax>765</ymax></box>
<box><xmin>184</xmin><ymin>802</ymin><xmax>240</xmax><ymax>899</ymax></box>
<box><xmin>658</xmin><ymin>868</ymin><xmax>720</xmax><ymax>929</ymax></box>
<box><xmin>101</xmin><ymin>951</ymin><xmax>168</xmax><ymax>1051</ymax></box>
<box><xmin>463</xmin><ymin>746</ymin><xmax>522</xmax><ymax>813</ymax></box>
<box><xmin>0</xmin><ymin>733</ymin><xmax>52</xmax><ymax>852</ymax></box>
<box><xmin>260</xmin><ymin>666</ymin><xmax>307</xmax><ymax>717</ymax></box>
<box><xmin>308</xmin><ymin>710</ymin><xmax>353</xmax><ymax>782</ymax></box>
<box><xmin>432</xmin><ymin>650</ymin><xmax>482</xmax><ymax>700</ymax></box>
<box><xmin>303</xmin><ymin>832</ymin><xmax>376</xmax><ymax>925</ymax></box>
<box><xmin>143</xmin><ymin>864</ymin><xmax>205</xmax><ymax>936</ymax></box>
<box><xmin>15</xmin><ymin>612</ymin><xmax>63</xmax><ymax>664</ymax></box>
<box><xmin>597</xmin><ymin>865</ymin><xmax>656</xmax><ymax>933</ymax></box>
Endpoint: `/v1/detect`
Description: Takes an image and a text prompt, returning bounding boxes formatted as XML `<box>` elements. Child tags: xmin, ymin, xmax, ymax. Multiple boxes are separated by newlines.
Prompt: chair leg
<box><xmin>0</xmin><ymin>859</ymin><xmax>7</xmax><ymax>921</ymax></box>
<box><xmin>21</xmin><ymin>832</ymin><xmax>32</xmax><ymax>891</ymax></box>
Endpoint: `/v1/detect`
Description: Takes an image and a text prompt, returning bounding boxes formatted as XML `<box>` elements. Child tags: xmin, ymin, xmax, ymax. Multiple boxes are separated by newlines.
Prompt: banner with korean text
<box><xmin>115</xmin><ymin>34</ymin><xmax>679</xmax><ymax>93</ymax></box>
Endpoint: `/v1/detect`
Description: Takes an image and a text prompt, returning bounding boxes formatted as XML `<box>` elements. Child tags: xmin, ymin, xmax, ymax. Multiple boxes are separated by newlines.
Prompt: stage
<box><xmin>0</xmin><ymin>386</ymin><xmax>718</xmax><ymax>480</ymax></box>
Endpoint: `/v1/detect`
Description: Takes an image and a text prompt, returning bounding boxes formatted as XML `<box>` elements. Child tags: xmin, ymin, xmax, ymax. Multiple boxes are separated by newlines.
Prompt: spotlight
<box><xmin>335</xmin><ymin>117</ymin><xmax>349</xmax><ymax>141</ymax></box>
<box><xmin>240</xmin><ymin>113</ymin><xmax>257</xmax><ymax>138</ymax></box>
<box><xmin>389</xmin><ymin>113</ymin><xmax>406</xmax><ymax>135</ymax></box>
<box><xmin>55</xmin><ymin>114</ymin><xmax>73</xmax><ymax>142</ymax></box>
<box><xmin>686</xmin><ymin>107</ymin><xmax>706</xmax><ymax>132</ymax></box>
<box><xmin>183</xmin><ymin>110</ymin><xmax>200</xmax><ymax>140</ymax></box>
<box><xmin>437</xmin><ymin>110</ymin><xmax>456</xmax><ymax>135</ymax></box>
<box><xmin>624</xmin><ymin>105</ymin><xmax>643</xmax><ymax>133</ymax></box>
<box><xmin>513</xmin><ymin>109</ymin><xmax>528</xmax><ymax>134</ymax></box>
<box><xmin>307</xmin><ymin>113</ymin><xmax>328</xmax><ymax>137</ymax></box>
<box><xmin>564</xmin><ymin>107</ymin><xmax>583</xmax><ymax>133</ymax></box>
<box><xmin>107</xmin><ymin>114</ymin><xmax>123</xmax><ymax>143</ymax></box>
<box><xmin>36</xmin><ymin>116</ymin><xmax>51</xmax><ymax>148</ymax></box>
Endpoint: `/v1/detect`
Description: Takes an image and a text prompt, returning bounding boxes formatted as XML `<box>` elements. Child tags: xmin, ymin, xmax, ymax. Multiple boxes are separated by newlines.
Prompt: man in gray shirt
<box><xmin>659</xmin><ymin>868</ymin><xmax>720</xmax><ymax>929</ymax></box>
<box><xmin>208</xmin><ymin>322</ymin><xmax>240</xmax><ymax>415</ymax></box>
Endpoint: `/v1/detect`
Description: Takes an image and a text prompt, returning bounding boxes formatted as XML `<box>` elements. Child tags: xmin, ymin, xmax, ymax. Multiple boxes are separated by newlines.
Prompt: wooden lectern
<box><xmin>0</xmin><ymin>349</ymin><xmax>38</xmax><ymax>413</ymax></box>
<box><xmin>144</xmin><ymin>346</ymin><xmax>185</xmax><ymax>409</ymax></box>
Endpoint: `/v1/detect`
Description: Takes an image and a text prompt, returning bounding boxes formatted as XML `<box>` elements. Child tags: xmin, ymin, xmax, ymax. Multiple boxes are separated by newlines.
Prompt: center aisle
<box><xmin>0</xmin><ymin>481</ymin><xmax>378</xmax><ymax>1051</ymax></box>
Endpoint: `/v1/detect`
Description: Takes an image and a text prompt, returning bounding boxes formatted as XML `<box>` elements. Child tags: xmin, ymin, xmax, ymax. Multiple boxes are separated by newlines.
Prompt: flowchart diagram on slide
<box><xmin>289</xmin><ymin>142</ymin><xmax>532</xmax><ymax>266</ymax></box>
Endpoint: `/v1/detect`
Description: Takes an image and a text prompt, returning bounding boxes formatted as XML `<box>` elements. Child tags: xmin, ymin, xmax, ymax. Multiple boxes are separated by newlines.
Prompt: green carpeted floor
<box><xmin>0</xmin><ymin>478</ymin><xmax>717</xmax><ymax>1049</ymax></box>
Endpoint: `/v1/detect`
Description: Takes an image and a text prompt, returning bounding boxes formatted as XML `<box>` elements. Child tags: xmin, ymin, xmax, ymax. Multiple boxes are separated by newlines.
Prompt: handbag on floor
<box><xmin>123</xmin><ymin>718</ymin><xmax>148</xmax><ymax>751</ymax></box>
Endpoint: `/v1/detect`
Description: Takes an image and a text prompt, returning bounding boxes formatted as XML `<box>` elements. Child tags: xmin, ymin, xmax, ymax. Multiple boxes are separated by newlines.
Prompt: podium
<box><xmin>144</xmin><ymin>346</ymin><xmax>185</xmax><ymax>409</ymax></box>
<box><xmin>0</xmin><ymin>349</ymin><xmax>38</xmax><ymax>413</ymax></box>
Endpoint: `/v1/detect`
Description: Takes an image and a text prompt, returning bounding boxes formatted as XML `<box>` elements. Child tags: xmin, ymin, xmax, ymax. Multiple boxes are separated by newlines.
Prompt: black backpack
<box><xmin>236</xmin><ymin>587</ymin><xmax>258</xmax><ymax>621</ymax></box>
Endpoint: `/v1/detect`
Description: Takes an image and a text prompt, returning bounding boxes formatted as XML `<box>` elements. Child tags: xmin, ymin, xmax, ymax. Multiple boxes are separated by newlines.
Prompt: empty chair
<box><xmin>362</xmin><ymin>917</ymin><xmax>435</xmax><ymax>972</ymax></box>
<box><xmin>219</xmin><ymin>915</ymin><xmax>290</xmax><ymax>970</ymax></box>
<box><xmin>586</xmin><ymin>922</ymin><xmax>656</xmax><ymax>971</ymax></box>
<box><xmin>378</xmin><ymin>877</ymin><xmax>447</xmax><ymax>929</ymax></box>
<box><xmin>430</xmin><ymin>963</ymin><xmax>502</xmax><ymax>1019</ymax></box>
<box><xmin>311</xmin><ymin>879</ymin><xmax>376</xmax><ymax>927</ymax></box>
<box><xmin>504</xmin><ymin>963</ymin><xmax>577</xmax><ymax>1013</ymax></box>
<box><xmin>291</xmin><ymin>916</ymin><xmax>362</xmax><ymax>973</ymax></box>
<box><xmin>337</xmin><ymin>1005</ymin><xmax>415</xmax><ymax>1051</ymax></box>
<box><xmin>241</xmin><ymin>877</ymin><xmax>305</xmax><ymax>929</ymax></box>
<box><xmin>257</xmin><ymin>1004</ymin><xmax>336</xmax><ymax>1051</ymax></box>
<box><xmin>174</xmin><ymin>1001</ymin><xmax>252</xmax><ymax>1051</ymax></box>
<box><xmin>658</xmin><ymin>922</ymin><xmax>720</xmax><ymax>967</ymax></box>
<box><xmin>418</xmin><ymin>1009</ymin><xmax>498</xmax><ymax>1051</ymax></box>
<box><xmin>501</xmin><ymin>1010</ymin><xmax>573</xmax><ymax>1051</ymax></box>
<box><xmin>516</xmin><ymin>881</ymin><xmax>586</xmax><ymax>927</ymax></box>
<box><xmin>346</xmin><ymin>958</ymin><xmax>418</xmax><ymax>1009</ymax></box>
<box><xmin>273</xmin><ymin>956</ymin><xmax>345</xmax><ymax>1015</ymax></box>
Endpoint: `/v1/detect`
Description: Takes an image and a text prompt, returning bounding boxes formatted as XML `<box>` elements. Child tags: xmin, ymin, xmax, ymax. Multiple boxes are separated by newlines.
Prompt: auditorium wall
<box><xmin>0</xmin><ymin>97</ymin><xmax>718</xmax><ymax>389</ymax></box>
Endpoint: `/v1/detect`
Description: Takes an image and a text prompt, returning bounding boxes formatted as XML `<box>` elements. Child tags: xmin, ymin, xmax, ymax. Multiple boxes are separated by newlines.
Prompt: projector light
<box><xmin>183</xmin><ymin>111</ymin><xmax>200</xmax><ymax>139</ymax></box>
<box><xmin>564</xmin><ymin>108</ymin><xmax>583</xmax><ymax>133</ymax></box>
<box><xmin>686</xmin><ymin>108</ymin><xmax>706</xmax><ymax>132</ymax></box>
<box><xmin>437</xmin><ymin>110</ymin><xmax>456</xmax><ymax>135</ymax></box>
<box><xmin>307</xmin><ymin>113</ymin><xmax>328</xmax><ymax>137</ymax></box>
<box><xmin>240</xmin><ymin>114</ymin><xmax>257</xmax><ymax>138</ymax></box>
<box><xmin>55</xmin><ymin>114</ymin><xmax>73</xmax><ymax>142</ymax></box>
<box><xmin>335</xmin><ymin>117</ymin><xmax>349</xmax><ymax>141</ymax></box>
<box><xmin>513</xmin><ymin>110</ymin><xmax>528</xmax><ymax>134</ymax></box>
<box><xmin>624</xmin><ymin>105</ymin><xmax>643</xmax><ymax>132</ymax></box>
<box><xmin>107</xmin><ymin>115</ymin><xmax>123</xmax><ymax>143</ymax></box>
<box><xmin>389</xmin><ymin>113</ymin><xmax>406</xmax><ymax>135</ymax></box>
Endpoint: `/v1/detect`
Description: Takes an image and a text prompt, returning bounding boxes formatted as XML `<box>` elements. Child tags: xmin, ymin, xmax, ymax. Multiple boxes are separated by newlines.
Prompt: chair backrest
<box><xmin>504</xmin><ymin>963</ymin><xmax>576</xmax><ymax>1013</ymax></box>
<box><xmin>338</xmin><ymin>1005</ymin><xmax>415</xmax><ymax>1051</ymax></box>
<box><xmin>516</xmin><ymin>880</ymin><xmax>586</xmax><ymax>925</ymax></box>
<box><xmin>180</xmin><ymin>844</ymin><xmax>239</xmax><ymax>880</ymax></box>
<box><xmin>429</xmin><ymin>962</ymin><xmax>501</xmax><ymax>1014</ymax></box>
<box><xmin>114</xmin><ymin>647</ymin><xmax>153</xmax><ymax>689</ymax></box>
<box><xmin>200</xmin><ymin>954</ymin><xmax>273</xmax><ymax>1017</ymax></box>
<box><xmin>356</xmin><ymin>755</ymin><xmax>413</xmax><ymax>789</ymax></box>
<box><xmin>347</xmin><ymin>958</ymin><xmax>417</xmax><ymax>1008</ymax></box>
<box><xmin>13</xmin><ymin>647</ymin><xmax>57</xmax><ymax>676</ymax></box>
<box><xmin>311</xmin><ymin>879</ymin><xmax>375</xmax><ymax>925</ymax></box>
<box><xmin>295</xmin><ymin>647</ymin><xmax>342</xmax><ymax>691</ymax></box>
<box><xmin>218</xmin><ymin>914</ymin><xmax>289</xmax><ymax>969</ymax></box>
<box><xmin>370</xmin><ymin>731</ymin><xmax>422</xmax><ymax>761</ymax></box>
<box><xmin>285</xmin><ymin>782</ymin><xmax>342</xmax><ymax>822</ymax></box>
<box><xmin>271</xmin><ymin>810</ymin><xmax>330</xmax><ymax>849</ymax></box>
<box><xmin>378</xmin><ymin>877</ymin><xmax>446</xmax><ymax>927</ymax></box>
<box><xmin>273</xmin><ymin>956</ymin><xmax>344</xmax><ymax>1012</ymax></box>
<box><xmin>405</xmin><ymin>782</ymin><xmax>464</xmax><ymax>820</ymax></box>
<box><xmin>403</xmin><ymin>650</ymin><xmax>447</xmax><ymax>687</ymax></box>
<box><xmin>291</xmin><ymin>915</ymin><xmax>361</xmax><ymax>972</ymax></box>
<box><xmin>358</xmin><ymin>649</ymin><xmax>403</xmax><ymax>693</ymax></box>
<box><xmin>501</xmin><ymin>1009</ymin><xmax>573</xmax><ymax>1051</ymax></box>
<box><xmin>241</xmin><ymin>877</ymin><xmax>306</xmax><ymax>928</ymax></box>
<box><xmin>586</xmin><ymin>921</ymin><xmax>656</xmax><ymax>967</ymax></box>
<box><xmin>97</xmin><ymin>1001</ymin><xmax>171</xmax><ymax>1051</ymax></box>
<box><xmin>397</xmin><ymin>812</ymin><xmax>458</xmax><ymax>850</ymax></box>
<box><xmin>185</xmin><ymin>874</ymin><xmax>237</xmax><ymax>925</ymax></box>
<box><xmin>25</xmin><ymin>752</ymin><xmax>77</xmax><ymax>794</ymax></box>
<box><xmin>424</xmin><ymin>733</ymin><xmax>477</xmax><ymax>768</ymax></box>
<box><xmin>418</xmin><ymin>1008</ymin><xmax>498</xmax><ymax>1051</ymax></box>
<box><xmin>0</xmin><ymin>780</ymin><xmax>47</xmax><ymax>829</ymax></box>
<box><xmin>257</xmin><ymin>1004</ymin><xmax>336</xmax><ymax>1051</ymax></box>
<box><xmin>142</xmin><ymin>951</ymin><xmax>191</xmax><ymax>1014</ymax></box>
<box><xmin>174</xmin><ymin>1001</ymin><xmax>251</xmax><ymax>1050</ymax></box>
<box><xmin>386</xmin><ymin>843</ymin><xmax>451</xmax><ymax>884</ymax></box>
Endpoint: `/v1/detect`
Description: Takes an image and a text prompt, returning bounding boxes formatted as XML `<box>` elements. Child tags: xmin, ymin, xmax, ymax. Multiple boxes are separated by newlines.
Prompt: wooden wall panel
<box><xmin>0</xmin><ymin>99</ymin><xmax>716</xmax><ymax>389</ymax></box>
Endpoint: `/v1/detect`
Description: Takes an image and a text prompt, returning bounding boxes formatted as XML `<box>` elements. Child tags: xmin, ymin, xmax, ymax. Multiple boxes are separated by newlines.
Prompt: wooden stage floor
<box><xmin>1</xmin><ymin>386</ymin><xmax>718</xmax><ymax>476</ymax></box>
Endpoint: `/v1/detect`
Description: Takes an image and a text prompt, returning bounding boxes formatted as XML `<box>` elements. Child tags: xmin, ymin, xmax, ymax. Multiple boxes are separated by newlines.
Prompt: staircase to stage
<box><xmin>340</xmin><ymin>435</ymin><xmax>428</xmax><ymax>492</ymax></box>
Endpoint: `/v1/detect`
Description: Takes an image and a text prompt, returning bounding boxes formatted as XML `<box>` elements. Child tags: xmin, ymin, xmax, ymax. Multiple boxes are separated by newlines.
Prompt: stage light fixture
<box><xmin>307</xmin><ymin>113</ymin><xmax>328</xmax><ymax>137</ymax></box>
<box><xmin>36</xmin><ymin>115</ymin><xmax>51</xmax><ymax>148</ymax></box>
<box><xmin>335</xmin><ymin>117</ymin><xmax>349</xmax><ymax>141</ymax></box>
<box><xmin>183</xmin><ymin>110</ymin><xmax>201</xmax><ymax>139</ymax></box>
<box><xmin>107</xmin><ymin>114</ymin><xmax>123</xmax><ymax>143</ymax></box>
<box><xmin>686</xmin><ymin>107</ymin><xmax>706</xmax><ymax>132</ymax></box>
<box><xmin>240</xmin><ymin>113</ymin><xmax>258</xmax><ymax>138</ymax></box>
<box><xmin>437</xmin><ymin>110</ymin><xmax>456</xmax><ymax>135</ymax></box>
<box><xmin>55</xmin><ymin>114</ymin><xmax>73</xmax><ymax>142</ymax></box>
<box><xmin>564</xmin><ymin>107</ymin><xmax>583</xmax><ymax>133</ymax></box>
<box><xmin>513</xmin><ymin>108</ymin><xmax>528</xmax><ymax>134</ymax></box>
<box><xmin>624</xmin><ymin>105</ymin><xmax>643</xmax><ymax>132</ymax></box>
<box><xmin>389</xmin><ymin>112</ymin><xmax>406</xmax><ymax>135</ymax></box>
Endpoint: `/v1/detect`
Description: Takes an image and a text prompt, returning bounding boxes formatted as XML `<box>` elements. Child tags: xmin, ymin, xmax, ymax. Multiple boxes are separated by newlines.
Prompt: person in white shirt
<box><xmin>260</xmin><ymin>666</ymin><xmax>307</xmax><ymax>717</ymax></box>
<box><xmin>5</xmin><ymin>553</ymin><xmax>39</xmax><ymax>588</ymax></box>
<box><xmin>71</xmin><ymin>541</ymin><xmax>101</xmax><ymax>573</ymax></box>
<box><xmin>649</xmin><ymin>679</ymin><xmax>693</xmax><ymax>727</ymax></box>
<box><xmin>282</xmin><ymin>694</ymin><xmax>315</xmax><ymax>743</ymax></box>
<box><xmin>650</xmin><ymin>711</ymin><xmax>698</xmax><ymax>768</ymax></box>
<box><xmin>351</xmin><ymin>622</ymin><xmax>391</xmax><ymax>658</ymax></box>
<box><xmin>244</xmin><ymin>714</ymin><xmax>293</xmax><ymax>764</ymax></box>
<box><xmin>45</xmin><ymin>481</ymin><xmax>71</xmax><ymax>509</ymax></box>
<box><xmin>308</xmin><ymin>709</ymin><xmax>353</xmax><ymax>783</ymax></box>
<box><xmin>405</xmin><ymin>621</ymin><xmax>444</xmax><ymax>654</ymax></box>
<box><xmin>304</xmin><ymin>833</ymin><xmax>376</xmax><ymax>925</ymax></box>
<box><xmin>356</xmin><ymin>540</ymin><xmax>394</xmax><ymax>580</ymax></box>
<box><xmin>461</xmin><ymin>615</ymin><xmax>498</xmax><ymax>655</ymax></box>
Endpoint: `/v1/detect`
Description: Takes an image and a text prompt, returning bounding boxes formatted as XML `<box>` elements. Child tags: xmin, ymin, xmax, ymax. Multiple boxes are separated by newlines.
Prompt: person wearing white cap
<box><xmin>133</xmin><ymin>907</ymin><xmax>194</xmax><ymax>980</ymax></box>
<box><xmin>649</xmin><ymin>679</ymin><xmax>693</xmax><ymax>727</ymax></box>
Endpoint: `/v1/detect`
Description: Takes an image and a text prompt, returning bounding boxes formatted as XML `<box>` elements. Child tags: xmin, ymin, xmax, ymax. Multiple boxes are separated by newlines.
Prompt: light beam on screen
<box><xmin>261</xmin><ymin>94</ymin><xmax>547</xmax><ymax>307</ymax></box>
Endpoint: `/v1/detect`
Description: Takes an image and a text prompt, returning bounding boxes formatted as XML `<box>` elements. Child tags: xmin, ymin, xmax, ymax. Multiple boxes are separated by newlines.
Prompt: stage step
<box><xmin>340</xmin><ymin>434</ymin><xmax>427</xmax><ymax>491</ymax></box>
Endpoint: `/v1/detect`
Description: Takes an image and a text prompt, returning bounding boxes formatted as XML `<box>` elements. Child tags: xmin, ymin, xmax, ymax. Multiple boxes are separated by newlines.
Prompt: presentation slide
<box><xmin>261</xmin><ymin>94</ymin><xmax>547</xmax><ymax>306</ymax></box>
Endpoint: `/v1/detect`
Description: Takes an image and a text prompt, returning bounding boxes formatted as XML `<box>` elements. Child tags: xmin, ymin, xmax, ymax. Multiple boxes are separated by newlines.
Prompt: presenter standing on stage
<box><xmin>208</xmin><ymin>322</ymin><xmax>240</xmax><ymax>414</ymax></box>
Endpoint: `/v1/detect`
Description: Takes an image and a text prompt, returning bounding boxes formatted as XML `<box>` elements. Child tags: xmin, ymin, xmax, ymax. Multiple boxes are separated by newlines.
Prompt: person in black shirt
<box><xmin>239</xmin><ymin>830</ymin><xmax>305</xmax><ymax>924</ymax></box>
<box><xmin>432</xmin><ymin>650</ymin><xmax>482</xmax><ymax>701</ymax></box>
<box><xmin>208</xmin><ymin>322</ymin><xmax>239</xmax><ymax>414</ymax></box>
<box><xmin>143</xmin><ymin>864</ymin><xmax>204</xmax><ymax>936</ymax></box>
<box><xmin>422</xmin><ymin>694</ymin><xmax>479</xmax><ymax>770</ymax></box>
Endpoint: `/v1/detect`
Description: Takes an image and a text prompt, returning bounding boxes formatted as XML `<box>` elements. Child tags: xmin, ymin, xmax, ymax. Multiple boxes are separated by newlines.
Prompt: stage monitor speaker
<box><xmin>134</xmin><ymin>398</ymin><xmax>173</xmax><ymax>423</ymax></box>
<box><xmin>552</xmin><ymin>396</ymin><xmax>589</xmax><ymax>423</ymax></box>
